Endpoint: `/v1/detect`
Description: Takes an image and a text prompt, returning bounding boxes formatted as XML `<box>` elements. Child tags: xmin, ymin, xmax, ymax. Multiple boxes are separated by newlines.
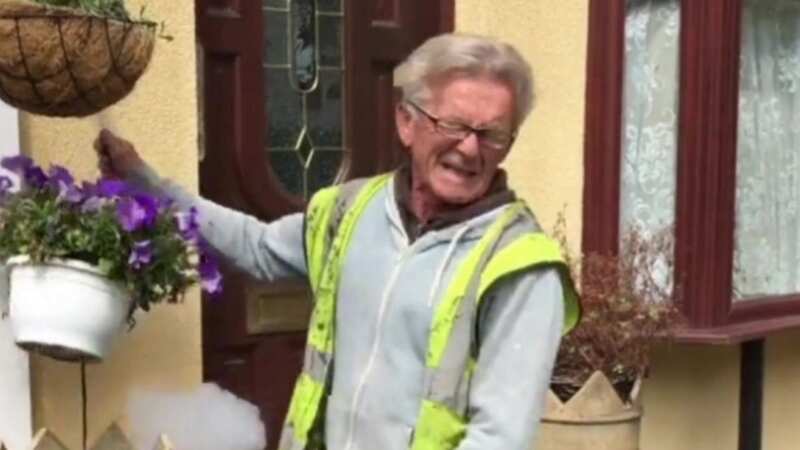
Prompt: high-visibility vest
<box><xmin>279</xmin><ymin>174</ymin><xmax>580</xmax><ymax>450</ymax></box>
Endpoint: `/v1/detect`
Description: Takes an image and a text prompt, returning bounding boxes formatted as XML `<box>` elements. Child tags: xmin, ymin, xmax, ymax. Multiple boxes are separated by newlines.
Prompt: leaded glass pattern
<box><xmin>263</xmin><ymin>0</ymin><xmax>345</xmax><ymax>199</ymax></box>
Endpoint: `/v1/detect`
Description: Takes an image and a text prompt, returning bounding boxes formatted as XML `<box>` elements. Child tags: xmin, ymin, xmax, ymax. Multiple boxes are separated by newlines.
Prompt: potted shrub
<box><xmin>0</xmin><ymin>155</ymin><xmax>222</xmax><ymax>362</ymax></box>
<box><xmin>534</xmin><ymin>217</ymin><xmax>683</xmax><ymax>450</ymax></box>
<box><xmin>0</xmin><ymin>0</ymin><xmax>158</xmax><ymax>117</ymax></box>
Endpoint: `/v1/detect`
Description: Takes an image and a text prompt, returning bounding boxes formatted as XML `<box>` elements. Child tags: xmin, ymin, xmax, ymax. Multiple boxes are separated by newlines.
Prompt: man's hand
<box><xmin>93</xmin><ymin>128</ymin><xmax>145</xmax><ymax>179</ymax></box>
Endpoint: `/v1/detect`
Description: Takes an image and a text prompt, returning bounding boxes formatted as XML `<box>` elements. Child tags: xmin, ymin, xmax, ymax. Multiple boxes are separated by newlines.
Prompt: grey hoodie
<box><xmin>130</xmin><ymin>166</ymin><xmax>564</xmax><ymax>450</ymax></box>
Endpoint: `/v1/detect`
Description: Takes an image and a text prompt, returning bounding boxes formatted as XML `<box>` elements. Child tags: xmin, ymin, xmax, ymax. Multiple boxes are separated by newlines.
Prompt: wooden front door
<box><xmin>196</xmin><ymin>1</ymin><xmax>453</xmax><ymax>448</ymax></box>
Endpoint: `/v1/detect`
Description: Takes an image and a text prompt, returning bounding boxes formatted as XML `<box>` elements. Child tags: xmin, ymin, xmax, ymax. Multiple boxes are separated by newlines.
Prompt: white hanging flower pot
<box><xmin>6</xmin><ymin>255</ymin><xmax>133</xmax><ymax>362</ymax></box>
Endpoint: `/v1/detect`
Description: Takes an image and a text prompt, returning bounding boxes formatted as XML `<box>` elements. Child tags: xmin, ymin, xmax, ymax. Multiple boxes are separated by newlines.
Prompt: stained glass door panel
<box><xmin>263</xmin><ymin>0</ymin><xmax>345</xmax><ymax>199</ymax></box>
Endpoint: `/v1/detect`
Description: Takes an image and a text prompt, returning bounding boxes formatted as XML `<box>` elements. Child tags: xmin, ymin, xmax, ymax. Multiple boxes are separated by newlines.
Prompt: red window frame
<box><xmin>583</xmin><ymin>0</ymin><xmax>800</xmax><ymax>343</ymax></box>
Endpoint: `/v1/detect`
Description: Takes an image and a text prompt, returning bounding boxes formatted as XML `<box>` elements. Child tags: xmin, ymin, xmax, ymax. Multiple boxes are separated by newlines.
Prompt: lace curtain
<box><xmin>621</xmin><ymin>0</ymin><xmax>800</xmax><ymax>300</ymax></box>
<box><xmin>621</xmin><ymin>0</ymin><xmax>680</xmax><ymax>232</ymax></box>
<box><xmin>620</xmin><ymin>0</ymin><xmax>680</xmax><ymax>291</ymax></box>
<box><xmin>735</xmin><ymin>0</ymin><xmax>800</xmax><ymax>299</ymax></box>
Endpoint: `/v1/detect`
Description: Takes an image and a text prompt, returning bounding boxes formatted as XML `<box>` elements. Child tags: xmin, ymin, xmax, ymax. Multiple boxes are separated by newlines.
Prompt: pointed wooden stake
<box><xmin>90</xmin><ymin>423</ymin><xmax>134</xmax><ymax>450</ymax></box>
<box><xmin>16</xmin><ymin>426</ymin><xmax>175</xmax><ymax>450</ymax></box>
<box><xmin>30</xmin><ymin>429</ymin><xmax>69</xmax><ymax>450</ymax></box>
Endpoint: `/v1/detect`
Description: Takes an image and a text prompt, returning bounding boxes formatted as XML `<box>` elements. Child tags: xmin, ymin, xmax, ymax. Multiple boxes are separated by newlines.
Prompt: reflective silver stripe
<box><xmin>330</xmin><ymin>177</ymin><xmax>374</xmax><ymax>233</ymax></box>
<box><xmin>424</xmin><ymin>207</ymin><xmax>534</xmax><ymax>414</ymax></box>
<box><xmin>279</xmin><ymin>426</ymin><xmax>308</xmax><ymax>450</ymax></box>
<box><xmin>303</xmin><ymin>345</ymin><xmax>333</xmax><ymax>382</ymax></box>
<box><xmin>315</xmin><ymin>177</ymin><xmax>377</xmax><ymax>294</ymax></box>
<box><xmin>303</xmin><ymin>178</ymin><xmax>380</xmax><ymax>381</ymax></box>
<box><xmin>281</xmin><ymin>175</ymin><xmax>392</xmax><ymax>450</ymax></box>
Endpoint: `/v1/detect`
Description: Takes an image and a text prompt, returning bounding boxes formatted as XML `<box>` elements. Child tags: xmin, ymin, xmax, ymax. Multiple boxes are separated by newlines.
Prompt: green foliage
<box><xmin>32</xmin><ymin>0</ymin><xmax>131</xmax><ymax>21</ymax></box>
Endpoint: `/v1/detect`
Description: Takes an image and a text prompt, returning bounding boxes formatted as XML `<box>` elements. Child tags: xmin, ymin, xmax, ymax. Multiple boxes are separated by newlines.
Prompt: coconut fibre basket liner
<box><xmin>0</xmin><ymin>0</ymin><xmax>155</xmax><ymax>117</ymax></box>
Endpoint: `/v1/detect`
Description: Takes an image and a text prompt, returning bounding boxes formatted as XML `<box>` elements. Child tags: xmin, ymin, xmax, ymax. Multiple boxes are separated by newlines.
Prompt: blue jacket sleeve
<box><xmin>456</xmin><ymin>268</ymin><xmax>564</xmax><ymax>450</ymax></box>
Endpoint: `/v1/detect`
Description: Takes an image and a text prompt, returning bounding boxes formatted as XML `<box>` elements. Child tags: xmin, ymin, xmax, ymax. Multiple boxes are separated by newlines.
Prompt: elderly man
<box><xmin>96</xmin><ymin>33</ymin><xmax>578</xmax><ymax>450</ymax></box>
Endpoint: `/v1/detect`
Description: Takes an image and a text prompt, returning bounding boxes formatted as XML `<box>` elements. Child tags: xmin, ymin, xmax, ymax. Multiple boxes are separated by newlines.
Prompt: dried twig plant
<box><xmin>550</xmin><ymin>213</ymin><xmax>684</xmax><ymax>402</ymax></box>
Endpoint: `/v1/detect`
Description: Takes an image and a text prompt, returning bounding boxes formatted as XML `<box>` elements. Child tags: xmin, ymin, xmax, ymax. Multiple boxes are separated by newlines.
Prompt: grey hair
<box><xmin>394</xmin><ymin>33</ymin><xmax>535</xmax><ymax>127</ymax></box>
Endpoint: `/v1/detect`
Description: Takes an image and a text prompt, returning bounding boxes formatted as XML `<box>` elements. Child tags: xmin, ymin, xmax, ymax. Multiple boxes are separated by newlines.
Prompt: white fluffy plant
<box><xmin>127</xmin><ymin>383</ymin><xmax>267</xmax><ymax>450</ymax></box>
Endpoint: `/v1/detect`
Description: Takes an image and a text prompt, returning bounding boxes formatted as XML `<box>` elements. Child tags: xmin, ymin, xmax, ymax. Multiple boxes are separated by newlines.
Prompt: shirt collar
<box><xmin>393</xmin><ymin>165</ymin><xmax>516</xmax><ymax>242</ymax></box>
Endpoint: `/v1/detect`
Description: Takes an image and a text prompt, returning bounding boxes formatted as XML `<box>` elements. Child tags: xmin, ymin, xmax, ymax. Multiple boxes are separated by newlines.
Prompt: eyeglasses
<box><xmin>405</xmin><ymin>101</ymin><xmax>516</xmax><ymax>151</ymax></box>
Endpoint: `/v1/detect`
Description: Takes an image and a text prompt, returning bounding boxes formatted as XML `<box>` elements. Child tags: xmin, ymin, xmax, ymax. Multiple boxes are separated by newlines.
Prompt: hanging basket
<box><xmin>6</xmin><ymin>256</ymin><xmax>133</xmax><ymax>362</ymax></box>
<box><xmin>0</xmin><ymin>0</ymin><xmax>156</xmax><ymax>117</ymax></box>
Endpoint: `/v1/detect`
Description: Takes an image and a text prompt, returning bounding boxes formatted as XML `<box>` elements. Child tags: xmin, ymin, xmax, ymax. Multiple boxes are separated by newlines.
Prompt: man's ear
<box><xmin>395</xmin><ymin>103</ymin><xmax>415</xmax><ymax>147</ymax></box>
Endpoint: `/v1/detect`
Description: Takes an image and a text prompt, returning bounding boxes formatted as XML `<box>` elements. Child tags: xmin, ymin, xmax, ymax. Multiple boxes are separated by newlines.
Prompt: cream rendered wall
<box><xmin>763</xmin><ymin>329</ymin><xmax>800</xmax><ymax>450</ymax></box>
<box><xmin>456</xmin><ymin>2</ymin><xmax>741</xmax><ymax>450</ymax></box>
<box><xmin>640</xmin><ymin>345</ymin><xmax>740</xmax><ymax>450</ymax></box>
<box><xmin>456</xmin><ymin>0</ymin><xmax>585</xmax><ymax>249</ymax></box>
<box><xmin>18</xmin><ymin>2</ymin><xmax>200</xmax><ymax>448</ymax></box>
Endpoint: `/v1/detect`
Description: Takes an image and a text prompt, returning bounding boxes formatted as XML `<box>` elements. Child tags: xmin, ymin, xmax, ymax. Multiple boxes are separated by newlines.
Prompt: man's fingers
<box><xmin>94</xmin><ymin>130</ymin><xmax>118</xmax><ymax>159</ymax></box>
<box><xmin>93</xmin><ymin>128</ymin><xmax>141</xmax><ymax>178</ymax></box>
<box><xmin>94</xmin><ymin>131</ymin><xmax>116</xmax><ymax>176</ymax></box>
<box><xmin>99</xmin><ymin>128</ymin><xmax>114</xmax><ymax>141</ymax></box>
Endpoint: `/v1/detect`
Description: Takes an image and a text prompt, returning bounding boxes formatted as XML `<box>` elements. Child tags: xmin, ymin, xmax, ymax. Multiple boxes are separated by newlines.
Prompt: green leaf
<box><xmin>97</xmin><ymin>258</ymin><xmax>113</xmax><ymax>275</ymax></box>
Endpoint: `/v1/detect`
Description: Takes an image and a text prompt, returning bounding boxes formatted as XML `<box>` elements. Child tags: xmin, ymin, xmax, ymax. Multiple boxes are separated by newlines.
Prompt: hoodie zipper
<box><xmin>341</xmin><ymin>242</ymin><xmax>418</xmax><ymax>450</ymax></box>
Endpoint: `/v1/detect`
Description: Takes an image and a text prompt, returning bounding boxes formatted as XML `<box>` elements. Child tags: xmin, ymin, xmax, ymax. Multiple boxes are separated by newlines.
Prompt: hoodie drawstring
<box><xmin>428</xmin><ymin>224</ymin><xmax>471</xmax><ymax>308</ymax></box>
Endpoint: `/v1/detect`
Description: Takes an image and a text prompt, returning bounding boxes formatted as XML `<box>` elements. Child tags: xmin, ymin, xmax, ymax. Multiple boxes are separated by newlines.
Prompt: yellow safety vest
<box><xmin>279</xmin><ymin>174</ymin><xmax>580</xmax><ymax>450</ymax></box>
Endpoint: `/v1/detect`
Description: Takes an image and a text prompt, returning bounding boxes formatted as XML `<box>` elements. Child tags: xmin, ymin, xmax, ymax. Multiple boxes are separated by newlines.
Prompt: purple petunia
<box><xmin>1</xmin><ymin>155</ymin><xmax>33</xmax><ymax>174</ymax></box>
<box><xmin>174</xmin><ymin>207</ymin><xmax>200</xmax><ymax>243</ymax></box>
<box><xmin>62</xmin><ymin>185</ymin><xmax>84</xmax><ymax>203</ymax></box>
<box><xmin>47</xmin><ymin>165</ymin><xmax>83</xmax><ymax>203</ymax></box>
<box><xmin>199</xmin><ymin>252</ymin><xmax>223</xmax><ymax>295</ymax></box>
<box><xmin>116</xmin><ymin>194</ymin><xmax>160</xmax><ymax>232</ymax></box>
<box><xmin>0</xmin><ymin>175</ymin><xmax>13</xmax><ymax>196</ymax></box>
<box><xmin>128</xmin><ymin>240</ymin><xmax>153</xmax><ymax>270</ymax></box>
<box><xmin>80</xmin><ymin>195</ymin><xmax>105</xmax><ymax>213</ymax></box>
<box><xmin>96</xmin><ymin>178</ymin><xmax>130</xmax><ymax>198</ymax></box>
<box><xmin>1</xmin><ymin>156</ymin><xmax>47</xmax><ymax>188</ymax></box>
<box><xmin>47</xmin><ymin>165</ymin><xmax>74</xmax><ymax>187</ymax></box>
<box><xmin>23</xmin><ymin>166</ymin><xmax>47</xmax><ymax>188</ymax></box>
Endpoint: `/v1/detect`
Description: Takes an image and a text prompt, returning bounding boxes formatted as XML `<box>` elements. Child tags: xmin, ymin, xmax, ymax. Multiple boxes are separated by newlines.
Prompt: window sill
<box><xmin>674</xmin><ymin>315</ymin><xmax>800</xmax><ymax>345</ymax></box>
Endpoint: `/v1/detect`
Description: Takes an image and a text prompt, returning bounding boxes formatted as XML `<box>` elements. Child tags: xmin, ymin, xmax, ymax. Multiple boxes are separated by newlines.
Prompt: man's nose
<box><xmin>455</xmin><ymin>131</ymin><xmax>481</xmax><ymax>157</ymax></box>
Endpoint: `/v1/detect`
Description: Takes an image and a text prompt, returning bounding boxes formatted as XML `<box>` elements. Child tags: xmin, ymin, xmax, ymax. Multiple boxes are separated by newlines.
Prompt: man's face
<box><xmin>396</xmin><ymin>75</ymin><xmax>516</xmax><ymax>205</ymax></box>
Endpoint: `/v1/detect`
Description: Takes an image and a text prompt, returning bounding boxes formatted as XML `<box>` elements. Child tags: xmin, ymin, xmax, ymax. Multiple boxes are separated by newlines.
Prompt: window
<box><xmin>584</xmin><ymin>0</ymin><xmax>800</xmax><ymax>342</ymax></box>
<box><xmin>262</xmin><ymin>0</ymin><xmax>346</xmax><ymax>200</ymax></box>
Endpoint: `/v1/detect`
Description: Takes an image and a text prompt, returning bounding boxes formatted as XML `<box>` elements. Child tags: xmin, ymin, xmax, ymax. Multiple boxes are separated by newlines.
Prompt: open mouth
<box><xmin>440</xmin><ymin>161</ymin><xmax>478</xmax><ymax>178</ymax></box>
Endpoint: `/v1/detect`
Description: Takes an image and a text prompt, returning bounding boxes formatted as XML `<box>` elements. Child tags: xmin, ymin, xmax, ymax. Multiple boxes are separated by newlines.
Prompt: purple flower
<box><xmin>174</xmin><ymin>207</ymin><xmax>200</xmax><ymax>243</ymax></box>
<box><xmin>47</xmin><ymin>165</ymin><xmax>82</xmax><ymax>203</ymax></box>
<box><xmin>97</xmin><ymin>179</ymin><xmax>130</xmax><ymax>198</ymax></box>
<box><xmin>158</xmin><ymin>197</ymin><xmax>175</xmax><ymax>213</ymax></box>
<box><xmin>81</xmin><ymin>195</ymin><xmax>105</xmax><ymax>213</ymax></box>
<box><xmin>47</xmin><ymin>165</ymin><xmax>74</xmax><ymax>186</ymax></box>
<box><xmin>62</xmin><ymin>185</ymin><xmax>84</xmax><ymax>203</ymax></box>
<box><xmin>1</xmin><ymin>156</ymin><xmax>45</xmax><ymax>189</ymax></box>
<box><xmin>1</xmin><ymin>155</ymin><xmax>33</xmax><ymax>174</ymax></box>
<box><xmin>199</xmin><ymin>253</ymin><xmax>222</xmax><ymax>295</ymax></box>
<box><xmin>23</xmin><ymin>166</ymin><xmax>47</xmax><ymax>188</ymax></box>
<box><xmin>116</xmin><ymin>194</ymin><xmax>159</xmax><ymax>232</ymax></box>
<box><xmin>0</xmin><ymin>176</ymin><xmax>13</xmax><ymax>195</ymax></box>
<box><xmin>128</xmin><ymin>240</ymin><xmax>153</xmax><ymax>270</ymax></box>
<box><xmin>78</xmin><ymin>182</ymin><xmax>103</xmax><ymax>211</ymax></box>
